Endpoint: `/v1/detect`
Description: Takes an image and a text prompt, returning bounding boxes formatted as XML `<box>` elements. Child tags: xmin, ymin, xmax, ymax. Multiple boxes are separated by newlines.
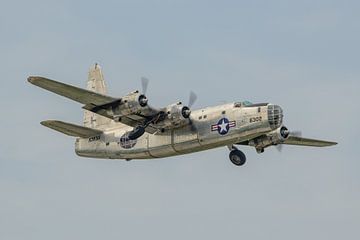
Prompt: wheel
<box><xmin>229</xmin><ymin>150</ymin><xmax>246</xmax><ymax>166</ymax></box>
<box><xmin>128</xmin><ymin>126</ymin><xmax>145</xmax><ymax>140</ymax></box>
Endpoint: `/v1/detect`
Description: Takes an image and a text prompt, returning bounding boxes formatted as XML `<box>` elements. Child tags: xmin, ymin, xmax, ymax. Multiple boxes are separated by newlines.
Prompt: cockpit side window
<box><xmin>234</xmin><ymin>102</ymin><xmax>242</xmax><ymax>108</ymax></box>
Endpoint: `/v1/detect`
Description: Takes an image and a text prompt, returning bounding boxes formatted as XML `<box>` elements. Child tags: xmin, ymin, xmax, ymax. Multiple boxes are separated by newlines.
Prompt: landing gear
<box><xmin>229</xmin><ymin>149</ymin><xmax>247</xmax><ymax>166</ymax></box>
<box><xmin>128</xmin><ymin>126</ymin><xmax>145</xmax><ymax>140</ymax></box>
<box><xmin>256</xmin><ymin>148</ymin><xmax>264</xmax><ymax>154</ymax></box>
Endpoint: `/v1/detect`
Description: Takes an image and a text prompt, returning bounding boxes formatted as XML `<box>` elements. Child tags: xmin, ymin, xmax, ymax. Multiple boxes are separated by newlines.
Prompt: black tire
<box><xmin>229</xmin><ymin>150</ymin><xmax>246</xmax><ymax>166</ymax></box>
<box><xmin>128</xmin><ymin>126</ymin><xmax>145</xmax><ymax>140</ymax></box>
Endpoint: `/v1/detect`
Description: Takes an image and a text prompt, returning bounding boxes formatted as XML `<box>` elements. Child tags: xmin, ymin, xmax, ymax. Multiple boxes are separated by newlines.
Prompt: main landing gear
<box><xmin>228</xmin><ymin>146</ymin><xmax>246</xmax><ymax>166</ymax></box>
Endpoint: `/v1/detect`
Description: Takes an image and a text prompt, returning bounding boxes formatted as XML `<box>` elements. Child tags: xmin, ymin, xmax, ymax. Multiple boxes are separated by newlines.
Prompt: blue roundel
<box><xmin>120</xmin><ymin>133</ymin><xmax>137</xmax><ymax>149</ymax></box>
<box><xmin>217</xmin><ymin>118</ymin><xmax>230</xmax><ymax>135</ymax></box>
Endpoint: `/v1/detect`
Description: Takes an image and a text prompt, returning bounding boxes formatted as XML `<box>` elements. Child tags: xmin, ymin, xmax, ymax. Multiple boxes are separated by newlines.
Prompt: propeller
<box><xmin>188</xmin><ymin>91</ymin><xmax>197</xmax><ymax>108</ymax></box>
<box><xmin>276</xmin><ymin>130</ymin><xmax>302</xmax><ymax>152</ymax></box>
<box><xmin>139</xmin><ymin>77</ymin><xmax>150</xmax><ymax>107</ymax></box>
<box><xmin>141</xmin><ymin>77</ymin><xmax>149</xmax><ymax>95</ymax></box>
<box><xmin>182</xmin><ymin>91</ymin><xmax>198</xmax><ymax>118</ymax></box>
<box><xmin>186</xmin><ymin>91</ymin><xmax>198</xmax><ymax>132</ymax></box>
<box><xmin>290</xmin><ymin>131</ymin><xmax>302</xmax><ymax>137</ymax></box>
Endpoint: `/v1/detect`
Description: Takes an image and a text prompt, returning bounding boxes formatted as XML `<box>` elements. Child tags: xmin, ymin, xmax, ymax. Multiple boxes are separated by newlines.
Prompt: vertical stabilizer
<box><xmin>83</xmin><ymin>64</ymin><xmax>112</xmax><ymax>128</ymax></box>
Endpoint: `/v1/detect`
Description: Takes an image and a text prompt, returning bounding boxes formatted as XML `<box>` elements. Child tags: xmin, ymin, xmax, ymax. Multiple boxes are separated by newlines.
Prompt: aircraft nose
<box><xmin>267</xmin><ymin>104</ymin><xmax>283</xmax><ymax>129</ymax></box>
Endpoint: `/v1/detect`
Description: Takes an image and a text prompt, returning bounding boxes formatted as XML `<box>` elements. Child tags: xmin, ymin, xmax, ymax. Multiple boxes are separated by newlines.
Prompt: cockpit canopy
<box><xmin>234</xmin><ymin>101</ymin><xmax>254</xmax><ymax>108</ymax></box>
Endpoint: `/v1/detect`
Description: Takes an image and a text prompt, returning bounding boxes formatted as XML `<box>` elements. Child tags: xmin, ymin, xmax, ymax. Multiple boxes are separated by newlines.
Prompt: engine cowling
<box><xmin>165</xmin><ymin>102</ymin><xmax>191</xmax><ymax>127</ymax></box>
<box><xmin>113</xmin><ymin>91</ymin><xmax>149</xmax><ymax>116</ymax></box>
<box><xmin>249</xmin><ymin>126</ymin><xmax>290</xmax><ymax>149</ymax></box>
<box><xmin>267</xmin><ymin>126</ymin><xmax>290</xmax><ymax>143</ymax></box>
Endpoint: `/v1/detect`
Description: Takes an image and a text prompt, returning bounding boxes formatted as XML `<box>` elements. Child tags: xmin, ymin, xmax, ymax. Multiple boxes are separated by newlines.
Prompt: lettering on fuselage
<box><xmin>89</xmin><ymin>135</ymin><xmax>101</xmax><ymax>142</ymax></box>
<box><xmin>249</xmin><ymin>116</ymin><xmax>262</xmax><ymax>123</ymax></box>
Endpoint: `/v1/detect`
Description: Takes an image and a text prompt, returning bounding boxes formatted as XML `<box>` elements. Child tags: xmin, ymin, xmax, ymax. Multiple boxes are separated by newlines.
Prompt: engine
<box><xmin>164</xmin><ymin>102</ymin><xmax>191</xmax><ymax>127</ymax></box>
<box><xmin>249</xmin><ymin>126</ymin><xmax>290</xmax><ymax>150</ymax></box>
<box><xmin>114</xmin><ymin>91</ymin><xmax>149</xmax><ymax>116</ymax></box>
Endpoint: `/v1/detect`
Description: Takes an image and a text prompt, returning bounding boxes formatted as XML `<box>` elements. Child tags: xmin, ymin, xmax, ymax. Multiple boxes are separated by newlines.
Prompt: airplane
<box><xmin>27</xmin><ymin>64</ymin><xmax>337</xmax><ymax>166</ymax></box>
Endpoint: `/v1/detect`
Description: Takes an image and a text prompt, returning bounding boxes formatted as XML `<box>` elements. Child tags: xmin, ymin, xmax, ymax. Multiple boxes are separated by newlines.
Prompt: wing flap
<box><xmin>28</xmin><ymin>76</ymin><xmax>117</xmax><ymax>106</ymax></box>
<box><xmin>283</xmin><ymin>136</ymin><xmax>337</xmax><ymax>147</ymax></box>
<box><xmin>41</xmin><ymin>120</ymin><xmax>102</xmax><ymax>138</ymax></box>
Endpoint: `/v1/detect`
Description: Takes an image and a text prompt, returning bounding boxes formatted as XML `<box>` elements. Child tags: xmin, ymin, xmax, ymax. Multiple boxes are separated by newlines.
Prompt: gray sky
<box><xmin>1</xmin><ymin>0</ymin><xmax>359</xmax><ymax>239</ymax></box>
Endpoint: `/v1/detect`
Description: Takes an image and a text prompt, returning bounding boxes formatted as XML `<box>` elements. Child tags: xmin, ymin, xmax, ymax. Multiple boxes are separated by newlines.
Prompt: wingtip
<box><xmin>326</xmin><ymin>141</ymin><xmax>338</xmax><ymax>146</ymax></box>
<box><xmin>40</xmin><ymin>120</ymin><xmax>49</xmax><ymax>126</ymax></box>
<box><xmin>27</xmin><ymin>76</ymin><xmax>35</xmax><ymax>83</ymax></box>
<box><xmin>27</xmin><ymin>76</ymin><xmax>42</xmax><ymax>84</ymax></box>
<box><xmin>40</xmin><ymin>120</ymin><xmax>58</xmax><ymax>127</ymax></box>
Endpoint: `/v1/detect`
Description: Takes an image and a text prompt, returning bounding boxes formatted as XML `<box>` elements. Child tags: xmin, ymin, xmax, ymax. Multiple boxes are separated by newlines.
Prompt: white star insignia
<box><xmin>219</xmin><ymin>119</ymin><xmax>229</xmax><ymax>133</ymax></box>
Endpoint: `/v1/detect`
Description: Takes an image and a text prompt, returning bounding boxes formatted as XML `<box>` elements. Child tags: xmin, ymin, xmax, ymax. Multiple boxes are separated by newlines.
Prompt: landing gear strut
<box><xmin>228</xmin><ymin>147</ymin><xmax>247</xmax><ymax>166</ymax></box>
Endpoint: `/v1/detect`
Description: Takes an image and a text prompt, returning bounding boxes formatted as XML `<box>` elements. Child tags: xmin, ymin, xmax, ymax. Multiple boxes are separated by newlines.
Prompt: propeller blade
<box><xmin>188</xmin><ymin>91</ymin><xmax>197</xmax><ymax>108</ymax></box>
<box><xmin>141</xmin><ymin>77</ymin><xmax>149</xmax><ymax>95</ymax></box>
<box><xmin>276</xmin><ymin>130</ymin><xmax>302</xmax><ymax>153</ymax></box>
<box><xmin>290</xmin><ymin>131</ymin><xmax>302</xmax><ymax>137</ymax></box>
<box><xmin>188</xmin><ymin>118</ymin><xmax>197</xmax><ymax>132</ymax></box>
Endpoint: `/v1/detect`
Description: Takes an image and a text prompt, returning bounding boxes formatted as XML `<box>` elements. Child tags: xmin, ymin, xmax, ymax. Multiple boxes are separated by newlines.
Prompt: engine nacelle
<box><xmin>267</xmin><ymin>126</ymin><xmax>290</xmax><ymax>143</ymax></box>
<box><xmin>114</xmin><ymin>91</ymin><xmax>149</xmax><ymax>116</ymax></box>
<box><xmin>249</xmin><ymin>126</ymin><xmax>290</xmax><ymax>149</ymax></box>
<box><xmin>164</xmin><ymin>102</ymin><xmax>191</xmax><ymax>127</ymax></box>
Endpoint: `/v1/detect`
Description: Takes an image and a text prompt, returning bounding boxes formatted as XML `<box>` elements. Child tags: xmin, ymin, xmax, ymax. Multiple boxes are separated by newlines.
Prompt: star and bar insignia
<box><xmin>211</xmin><ymin>118</ymin><xmax>236</xmax><ymax>135</ymax></box>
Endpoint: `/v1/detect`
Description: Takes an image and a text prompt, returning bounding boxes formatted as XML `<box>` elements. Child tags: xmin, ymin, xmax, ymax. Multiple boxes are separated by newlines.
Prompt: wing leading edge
<box><xmin>41</xmin><ymin>120</ymin><xmax>103</xmax><ymax>138</ymax></box>
<box><xmin>28</xmin><ymin>76</ymin><xmax>117</xmax><ymax>106</ymax></box>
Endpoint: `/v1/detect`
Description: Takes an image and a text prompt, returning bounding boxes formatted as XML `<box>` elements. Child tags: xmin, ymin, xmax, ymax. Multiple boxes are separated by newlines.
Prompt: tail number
<box><xmin>249</xmin><ymin>116</ymin><xmax>262</xmax><ymax>123</ymax></box>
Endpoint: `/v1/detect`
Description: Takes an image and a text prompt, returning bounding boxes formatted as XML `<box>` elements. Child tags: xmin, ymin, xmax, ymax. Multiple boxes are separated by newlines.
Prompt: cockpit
<box><xmin>234</xmin><ymin>101</ymin><xmax>254</xmax><ymax>108</ymax></box>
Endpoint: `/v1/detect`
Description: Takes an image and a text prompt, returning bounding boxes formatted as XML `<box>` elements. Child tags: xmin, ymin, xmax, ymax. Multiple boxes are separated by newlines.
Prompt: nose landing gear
<box><xmin>228</xmin><ymin>146</ymin><xmax>247</xmax><ymax>166</ymax></box>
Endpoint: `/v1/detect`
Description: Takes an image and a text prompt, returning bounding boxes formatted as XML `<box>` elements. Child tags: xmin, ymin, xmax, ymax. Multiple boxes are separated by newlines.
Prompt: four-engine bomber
<box><xmin>28</xmin><ymin>64</ymin><xmax>337</xmax><ymax>166</ymax></box>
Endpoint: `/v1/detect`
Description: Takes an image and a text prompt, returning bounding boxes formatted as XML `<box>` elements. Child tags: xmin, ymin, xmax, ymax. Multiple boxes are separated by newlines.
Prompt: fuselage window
<box><xmin>258</xmin><ymin>107</ymin><xmax>261</xmax><ymax>113</ymax></box>
<box><xmin>203</xmin><ymin>115</ymin><xmax>207</xmax><ymax>119</ymax></box>
<box><xmin>222</xmin><ymin>111</ymin><xmax>226</xmax><ymax>114</ymax></box>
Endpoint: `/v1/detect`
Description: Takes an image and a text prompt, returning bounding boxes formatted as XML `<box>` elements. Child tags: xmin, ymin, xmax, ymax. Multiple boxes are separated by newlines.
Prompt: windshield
<box><xmin>242</xmin><ymin>101</ymin><xmax>253</xmax><ymax>106</ymax></box>
<box><xmin>234</xmin><ymin>101</ymin><xmax>253</xmax><ymax>108</ymax></box>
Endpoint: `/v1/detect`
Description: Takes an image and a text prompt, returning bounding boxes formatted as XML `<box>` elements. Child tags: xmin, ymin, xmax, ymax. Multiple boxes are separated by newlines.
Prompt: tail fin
<box><xmin>83</xmin><ymin>64</ymin><xmax>112</xmax><ymax>128</ymax></box>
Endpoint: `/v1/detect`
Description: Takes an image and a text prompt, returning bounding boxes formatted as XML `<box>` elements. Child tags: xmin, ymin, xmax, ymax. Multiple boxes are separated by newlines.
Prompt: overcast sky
<box><xmin>1</xmin><ymin>0</ymin><xmax>359</xmax><ymax>239</ymax></box>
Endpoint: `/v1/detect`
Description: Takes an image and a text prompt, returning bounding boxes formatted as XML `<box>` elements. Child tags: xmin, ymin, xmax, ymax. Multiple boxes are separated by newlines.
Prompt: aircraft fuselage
<box><xmin>75</xmin><ymin>102</ymin><xmax>278</xmax><ymax>160</ymax></box>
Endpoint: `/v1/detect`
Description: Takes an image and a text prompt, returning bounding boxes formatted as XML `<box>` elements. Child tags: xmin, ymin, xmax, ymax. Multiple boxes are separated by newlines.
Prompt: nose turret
<box><xmin>267</xmin><ymin>104</ymin><xmax>283</xmax><ymax>129</ymax></box>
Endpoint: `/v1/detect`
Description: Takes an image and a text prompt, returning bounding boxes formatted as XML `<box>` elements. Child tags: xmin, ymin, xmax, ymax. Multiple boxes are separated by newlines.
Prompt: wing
<box><xmin>28</xmin><ymin>76</ymin><xmax>161</xmax><ymax>133</ymax></box>
<box><xmin>41</xmin><ymin>120</ymin><xmax>103</xmax><ymax>138</ymax></box>
<box><xmin>282</xmin><ymin>136</ymin><xmax>337</xmax><ymax>147</ymax></box>
<box><xmin>28</xmin><ymin>76</ymin><xmax>117</xmax><ymax>105</ymax></box>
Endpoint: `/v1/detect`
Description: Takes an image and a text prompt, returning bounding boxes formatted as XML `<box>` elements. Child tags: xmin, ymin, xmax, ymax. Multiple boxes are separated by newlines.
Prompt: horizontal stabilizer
<box><xmin>283</xmin><ymin>136</ymin><xmax>337</xmax><ymax>147</ymax></box>
<box><xmin>41</xmin><ymin>120</ymin><xmax>102</xmax><ymax>138</ymax></box>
